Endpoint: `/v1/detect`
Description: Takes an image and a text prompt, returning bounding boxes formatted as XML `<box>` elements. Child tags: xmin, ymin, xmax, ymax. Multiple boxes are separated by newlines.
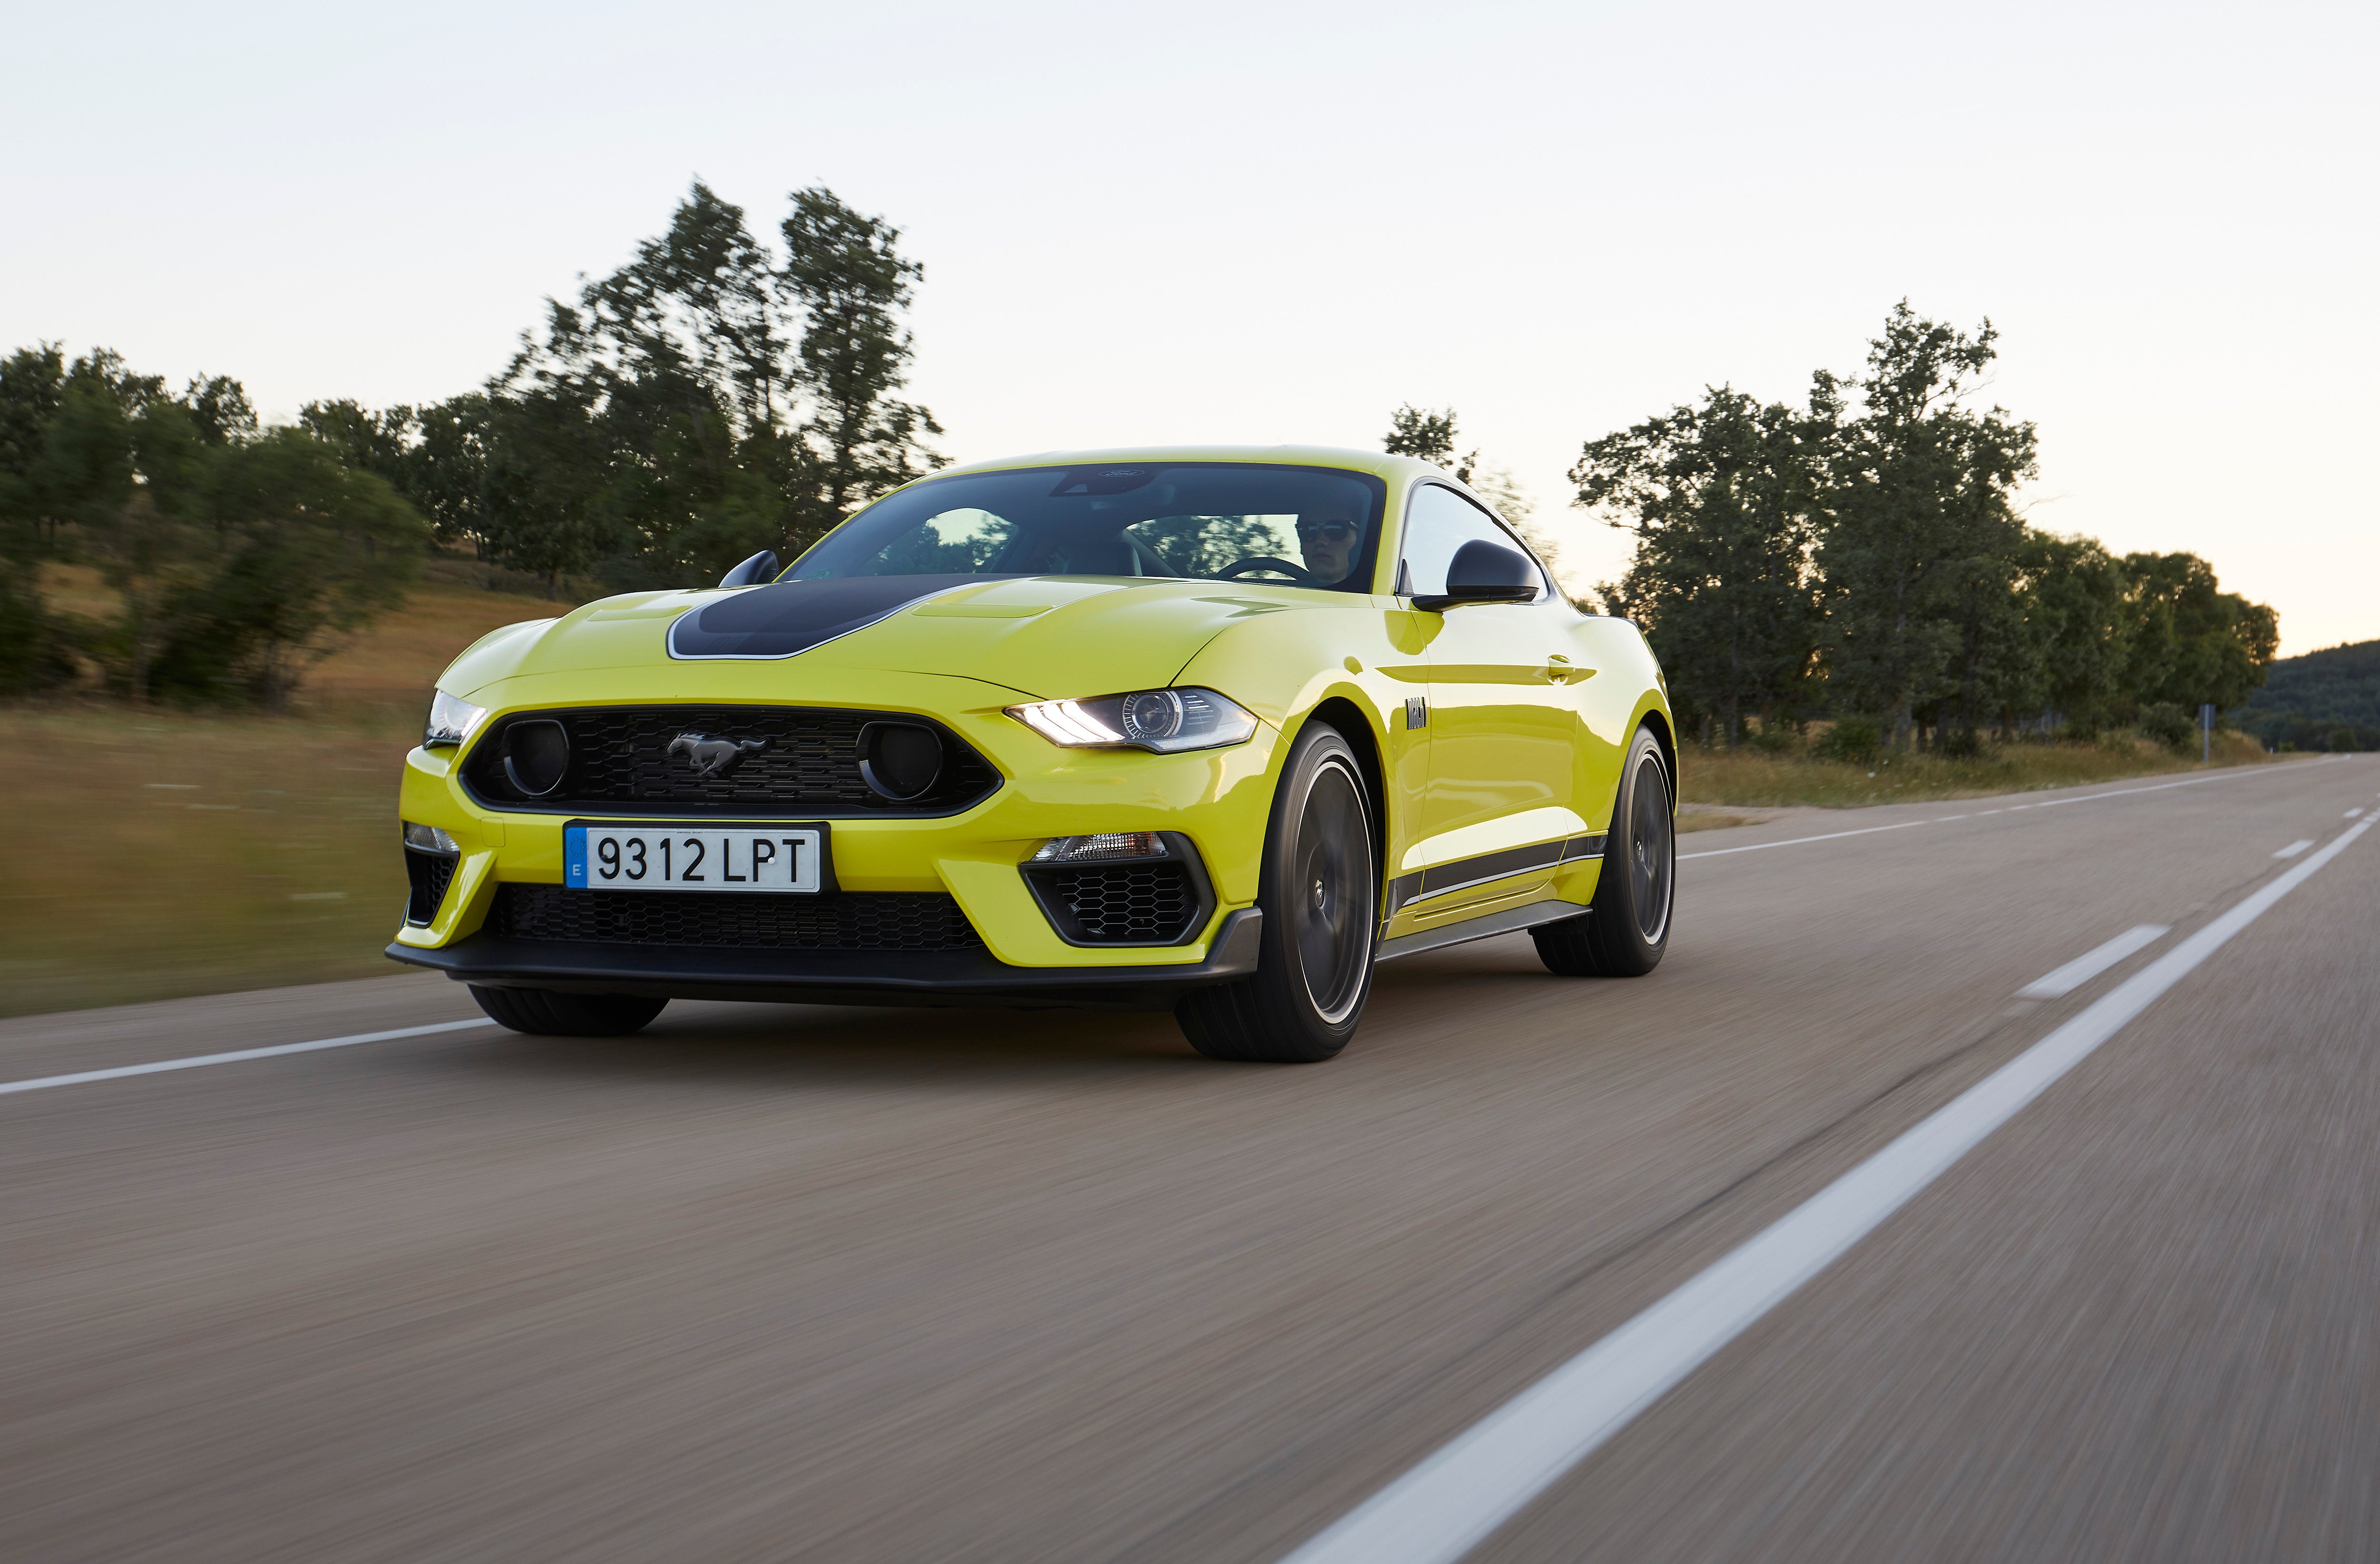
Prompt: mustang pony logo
<box><xmin>668</xmin><ymin>731</ymin><xmax>770</xmax><ymax>780</ymax></box>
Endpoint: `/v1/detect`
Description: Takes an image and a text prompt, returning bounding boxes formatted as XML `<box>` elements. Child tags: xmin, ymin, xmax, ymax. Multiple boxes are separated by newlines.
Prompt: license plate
<box><xmin>565</xmin><ymin>823</ymin><xmax>828</xmax><ymax>893</ymax></box>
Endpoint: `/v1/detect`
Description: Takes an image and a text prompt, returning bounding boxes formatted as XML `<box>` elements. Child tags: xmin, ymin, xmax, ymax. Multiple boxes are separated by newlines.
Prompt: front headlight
<box><xmin>424</xmin><ymin>688</ymin><xmax>489</xmax><ymax>748</ymax></box>
<box><xmin>1005</xmin><ymin>687</ymin><xmax>1258</xmax><ymax>753</ymax></box>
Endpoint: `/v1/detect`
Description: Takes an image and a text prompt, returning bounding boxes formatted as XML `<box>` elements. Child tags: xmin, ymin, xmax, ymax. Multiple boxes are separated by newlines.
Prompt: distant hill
<box><xmin>2238</xmin><ymin>638</ymin><xmax>2380</xmax><ymax>750</ymax></box>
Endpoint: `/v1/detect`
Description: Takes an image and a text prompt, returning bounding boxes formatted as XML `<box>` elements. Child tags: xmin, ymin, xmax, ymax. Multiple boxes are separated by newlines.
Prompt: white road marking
<box><xmin>2348</xmin><ymin>808</ymin><xmax>2364</xmax><ymax>818</ymax></box>
<box><xmin>2017</xmin><ymin>925</ymin><xmax>2169</xmax><ymax>999</ymax></box>
<box><xmin>0</xmin><ymin>1019</ymin><xmax>499</xmax><ymax>1097</ymax></box>
<box><xmin>2274</xmin><ymin>839</ymin><xmax>2314</xmax><ymax>858</ymax></box>
<box><xmin>1680</xmin><ymin>760</ymin><xmax>2335</xmax><ymax>862</ymax></box>
<box><xmin>1279</xmin><ymin>819</ymin><xmax>2374</xmax><ymax>1564</ymax></box>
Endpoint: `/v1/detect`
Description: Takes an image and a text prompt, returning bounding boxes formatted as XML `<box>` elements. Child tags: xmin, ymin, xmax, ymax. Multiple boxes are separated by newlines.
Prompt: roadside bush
<box><xmin>0</xmin><ymin>577</ymin><xmax>81</xmax><ymax>694</ymax></box>
<box><xmin>1815</xmin><ymin>716</ymin><xmax>1882</xmax><ymax>764</ymax></box>
<box><xmin>1939</xmin><ymin>727</ymin><xmax>1984</xmax><ymax>759</ymax></box>
<box><xmin>2137</xmin><ymin>702</ymin><xmax>2196</xmax><ymax>753</ymax></box>
<box><xmin>1749</xmin><ymin>722</ymin><xmax>1798</xmax><ymax>754</ymax></box>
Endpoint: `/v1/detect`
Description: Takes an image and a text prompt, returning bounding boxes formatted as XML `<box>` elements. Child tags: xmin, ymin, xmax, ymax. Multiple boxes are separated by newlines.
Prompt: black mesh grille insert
<box><xmin>405</xmin><ymin>850</ymin><xmax>458</xmax><ymax>926</ymax></box>
<box><xmin>1034</xmin><ymin>862</ymin><xmax>1200</xmax><ymax>944</ymax></box>
<box><xmin>486</xmin><ymin>885</ymin><xmax>984</xmax><ymax>951</ymax></box>
<box><xmin>459</xmin><ymin>706</ymin><xmax>999</xmax><ymax>817</ymax></box>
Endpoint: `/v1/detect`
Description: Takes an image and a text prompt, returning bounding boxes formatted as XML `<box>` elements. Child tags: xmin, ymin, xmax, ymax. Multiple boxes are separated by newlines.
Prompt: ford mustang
<box><xmin>387</xmin><ymin>447</ymin><xmax>1676</xmax><ymax>1062</ymax></box>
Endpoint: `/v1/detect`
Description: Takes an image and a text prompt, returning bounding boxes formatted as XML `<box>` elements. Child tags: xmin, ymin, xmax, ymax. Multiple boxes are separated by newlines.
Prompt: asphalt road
<box><xmin>3</xmin><ymin>755</ymin><xmax>2374</xmax><ymax>1563</ymax></box>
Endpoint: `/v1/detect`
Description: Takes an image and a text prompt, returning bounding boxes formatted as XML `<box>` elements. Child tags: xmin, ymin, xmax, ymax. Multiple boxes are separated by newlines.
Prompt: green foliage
<box><xmin>149</xmin><ymin>429</ymin><xmax>427</xmax><ymax>707</ymax></box>
<box><xmin>0</xmin><ymin>349</ymin><xmax>430</xmax><ymax>705</ymax></box>
<box><xmin>1572</xmin><ymin>303</ymin><xmax>2280</xmax><ymax>752</ymax></box>
<box><xmin>1383</xmin><ymin>405</ymin><xmax>1472</xmax><ymax>479</ymax></box>
<box><xmin>1573</xmin><ymin>387</ymin><xmax>1825</xmax><ymax>747</ymax></box>
<box><xmin>2010</xmin><ymin>531</ymin><xmax>2130</xmax><ymax>735</ymax></box>
<box><xmin>2136</xmin><ymin>702</ymin><xmax>2196</xmax><ymax>753</ymax></box>
<box><xmin>463</xmin><ymin>180</ymin><xmax>944</xmax><ymax>595</ymax></box>
<box><xmin>2240</xmin><ymin>636</ymin><xmax>2380</xmax><ymax>749</ymax></box>
<box><xmin>1814</xmin><ymin>716</ymin><xmax>1882</xmax><ymax>763</ymax></box>
<box><xmin>1817</xmin><ymin>304</ymin><xmax>2038</xmax><ymax>748</ymax></box>
<box><xmin>2120</xmin><ymin>550</ymin><xmax>2280</xmax><ymax>712</ymax></box>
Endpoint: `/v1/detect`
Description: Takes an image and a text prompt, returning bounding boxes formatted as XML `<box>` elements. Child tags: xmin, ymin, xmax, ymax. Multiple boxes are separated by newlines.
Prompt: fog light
<box><xmin>403</xmin><ymin>822</ymin><xmax>460</xmax><ymax>854</ymax></box>
<box><xmin>1031</xmin><ymin>832</ymin><xmax>1169</xmax><ymax>863</ymax></box>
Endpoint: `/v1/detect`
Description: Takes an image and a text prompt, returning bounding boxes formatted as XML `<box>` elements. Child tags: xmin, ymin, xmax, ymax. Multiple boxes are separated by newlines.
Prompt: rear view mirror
<box><xmin>719</xmin><ymin>550</ymin><xmax>780</xmax><ymax>588</ymax></box>
<box><xmin>1413</xmin><ymin>540</ymin><xmax>1537</xmax><ymax>611</ymax></box>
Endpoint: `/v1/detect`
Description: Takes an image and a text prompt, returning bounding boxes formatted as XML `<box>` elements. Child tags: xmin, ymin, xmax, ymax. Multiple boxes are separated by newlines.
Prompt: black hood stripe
<box><xmin>668</xmin><ymin>576</ymin><xmax>1014</xmax><ymax>660</ymax></box>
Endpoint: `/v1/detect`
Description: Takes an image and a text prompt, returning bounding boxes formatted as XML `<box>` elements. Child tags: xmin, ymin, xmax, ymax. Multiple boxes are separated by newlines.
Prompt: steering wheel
<box><xmin>1216</xmin><ymin>556</ymin><xmax>1318</xmax><ymax>584</ymax></box>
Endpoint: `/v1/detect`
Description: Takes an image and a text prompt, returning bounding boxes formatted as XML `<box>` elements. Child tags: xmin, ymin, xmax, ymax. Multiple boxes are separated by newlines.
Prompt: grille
<box><xmin>405</xmin><ymin>850</ymin><xmax>458</xmax><ymax>926</ymax></box>
<box><xmin>460</xmin><ymin>706</ymin><xmax>1000</xmax><ymax>817</ymax></box>
<box><xmin>1032</xmin><ymin>863</ymin><xmax>1200</xmax><ymax>944</ymax></box>
<box><xmin>486</xmin><ymin>885</ymin><xmax>985</xmax><ymax>951</ymax></box>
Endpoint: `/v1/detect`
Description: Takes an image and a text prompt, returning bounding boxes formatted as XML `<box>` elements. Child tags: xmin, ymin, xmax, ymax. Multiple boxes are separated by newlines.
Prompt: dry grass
<box><xmin>0</xmin><ymin>564</ymin><xmax>582</xmax><ymax>1016</ymax></box>
<box><xmin>298</xmin><ymin>561</ymin><xmax>565</xmax><ymax>720</ymax></box>
<box><xmin>1676</xmin><ymin>807</ymin><xmax>1765</xmax><ymax>833</ymax></box>
<box><xmin>0</xmin><ymin>705</ymin><xmax>425</xmax><ymax>1017</ymax></box>
<box><xmin>1678</xmin><ymin>730</ymin><xmax>2275</xmax><ymax>809</ymax></box>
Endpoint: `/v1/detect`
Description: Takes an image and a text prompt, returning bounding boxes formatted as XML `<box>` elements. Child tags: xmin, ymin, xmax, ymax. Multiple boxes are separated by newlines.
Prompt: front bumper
<box><xmin>388</xmin><ymin>669</ymin><xmax>1290</xmax><ymax>1003</ymax></box>
<box><xmin>383</xmin><ymin>907</ymin><xmax>1264</xmax><ymax>1012</ymax></box>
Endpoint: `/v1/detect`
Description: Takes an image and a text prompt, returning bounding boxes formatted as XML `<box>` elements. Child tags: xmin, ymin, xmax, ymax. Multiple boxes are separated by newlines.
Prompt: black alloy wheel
<box><xmin>469</xmin><ymin>986</ymin><xmax>670</xmax><ymax>1036</ymax></box>
<box><xmin>1175</xmin><ymin>723</ymin><xmax>1378</xmax><ymax>1062</ymax></box>
<box><xmin>1532</xmin><ymin>724</ymin><xmax>1675</xmax><ymax>977</ymax></box>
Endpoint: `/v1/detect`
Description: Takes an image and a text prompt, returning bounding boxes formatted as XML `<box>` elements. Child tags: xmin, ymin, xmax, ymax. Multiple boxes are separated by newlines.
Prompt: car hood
<box><xmin>437</xmin><ymin>575</ymin><xmax>1328</xmax><ymax>703</ymax></box>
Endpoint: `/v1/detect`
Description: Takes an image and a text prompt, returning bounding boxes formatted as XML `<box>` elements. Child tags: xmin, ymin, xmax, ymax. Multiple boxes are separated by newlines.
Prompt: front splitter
<box><xmin>386</xmin><ymin>908</ymin><xmax>1263</xmax><ymax>1013</ymax></box>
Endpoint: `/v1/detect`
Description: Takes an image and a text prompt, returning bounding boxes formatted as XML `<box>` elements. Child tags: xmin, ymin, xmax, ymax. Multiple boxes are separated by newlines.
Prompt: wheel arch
<box><xmin>1636</xmin><ymin>705</ymin><xmax>1678</xmax><ymax>812</ymax></box>
<box><xmin>1297</xmin><ymin>695</ymin><xmax>1389</xmax><ymax>897</ymax></box>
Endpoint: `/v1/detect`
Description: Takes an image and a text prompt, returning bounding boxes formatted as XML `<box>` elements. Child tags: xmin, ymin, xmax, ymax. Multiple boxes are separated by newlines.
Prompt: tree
<box><xmin>0</xmin><ymin>346</ymin><xmax>431</xmax><ymax>702</ymax></box>
<box><xmin>2010</xmin><ymin>531</ymin><xmax>2132</xmax><ymax>735</ymax></box>
<box><xmin>302</xmin><ymin>394</ymin><xmax>494</xmax><ymax>551</ymax></box>
<box><xmin>1816</xmin><ymin>303</ymin><xmax>2038</xmax><ymax>749</ymax></box>
<box><xmin>1572</xmin><ymin>387</ymin><xmax>1825</xmax><ymax>744</ymax></box>
<box><xmin>476</xmin><ymin>181</ymin><xmax>943</xmax><ymax>591</ymax></box>
<box><xmin>781</xmin><ymin>185</ymin><xmax>943</xmax><ymax>531</ymax></box>
<box><xmin>2120</xmin><ymin>551</ymin><xmax>2278</xmax><ymax>713</ymax></box>
<box><xmin>149</xmin><ymin>427</ymin><xmax>428</xmax><ymax>707</ymax></box>
<box><xmin>0</xmin><ymin>345</ymin><xmax>72</xmax><ymax>689</ymax></box>
<box><xmin>1383</xmin><ymin>404</ymin><xmax>1473</xmax><ymax>479</ymax></box>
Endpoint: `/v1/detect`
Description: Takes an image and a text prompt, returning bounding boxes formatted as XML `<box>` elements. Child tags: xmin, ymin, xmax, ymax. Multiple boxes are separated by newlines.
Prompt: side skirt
<box><xmin>1373</xmin><ymin>898</ymin><xmax>1586</xmax><ymax>963</ymax></box>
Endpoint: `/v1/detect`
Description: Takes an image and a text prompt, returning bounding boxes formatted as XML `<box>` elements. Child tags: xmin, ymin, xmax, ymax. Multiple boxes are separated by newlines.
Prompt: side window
<box><xmin>1398</xmin><ymin>484</ymin><xmax>1547</xmax><ymax>598</ymax></box>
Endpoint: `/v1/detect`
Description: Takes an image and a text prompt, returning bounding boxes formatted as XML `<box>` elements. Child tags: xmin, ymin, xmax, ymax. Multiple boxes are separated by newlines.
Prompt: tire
<box><xmin>1175</xmin><ymin>723</ymin><xmax>1378</xmax><ymax>1063</ymax></box>
<box><xmin>1533</xmin><ymin>724</ymin><xmax>1675</xmax><ymax>977</ymax></box>
<box><xmin>469</xmin><ymin>985</ymin><xmax>670</xmax><ymax>1036</ymax></box>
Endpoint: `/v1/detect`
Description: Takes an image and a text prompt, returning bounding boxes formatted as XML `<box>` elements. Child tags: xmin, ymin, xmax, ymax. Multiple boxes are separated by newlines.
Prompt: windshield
<box><xmin>787</xmin><ymin>462</ymin><xmax>1389</xmax><ymax>591</ymax></box>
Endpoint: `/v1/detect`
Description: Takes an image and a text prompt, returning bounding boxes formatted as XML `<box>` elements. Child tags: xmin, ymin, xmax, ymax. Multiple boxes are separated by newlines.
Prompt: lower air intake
<box><xmin>485</xmin><ymin>886</ymin><xmax>984</xmax><ymax>951</ymax></box>
<box><xmin>1027</xmin><ymin>861</ymin><xmax>1204</xmax><ymax>945</ymax></box>
<box><xmin>405</xmin><ymin>849</ymin><xmax>458</xmax><ymax>926</ymax></box>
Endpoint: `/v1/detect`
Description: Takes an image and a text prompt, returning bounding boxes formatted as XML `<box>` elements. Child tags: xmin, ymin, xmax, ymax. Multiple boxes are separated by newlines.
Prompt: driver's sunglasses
<box><xmin>1296</xmin><ymin>520</ymin><xmax>1357</xmax><ymax>542</ymax></box>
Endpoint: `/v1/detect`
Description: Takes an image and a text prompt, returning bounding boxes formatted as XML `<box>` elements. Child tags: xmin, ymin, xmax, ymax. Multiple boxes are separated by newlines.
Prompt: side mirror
<box><xmin>1413</xmin><ymin>540</ymin><xmax>1538</xmax><ymax>611</ymax></box>
<box><xmin>719</xmin><ymin>549</ymin><xmax>780</xmax><ymax>588</ymax></box>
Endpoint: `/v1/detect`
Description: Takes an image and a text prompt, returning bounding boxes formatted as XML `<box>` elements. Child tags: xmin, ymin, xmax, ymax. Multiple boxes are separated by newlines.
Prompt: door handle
<box><xmin>1544</xmin><ymin>654</ymin><xmax>1590</xmax><ymax>684</ymax></box>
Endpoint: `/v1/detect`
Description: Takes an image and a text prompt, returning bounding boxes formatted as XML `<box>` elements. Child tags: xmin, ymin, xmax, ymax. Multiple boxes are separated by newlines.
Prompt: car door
<box><xmin>1392</xmin><ymin>483</ymin><xmax>1587</xmax><ymax>919</ymax></box>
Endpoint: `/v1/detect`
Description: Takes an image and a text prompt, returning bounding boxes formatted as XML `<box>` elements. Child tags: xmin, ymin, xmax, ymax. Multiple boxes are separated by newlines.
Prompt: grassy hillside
<box><xmin>2240</xmin><ymin>638</ymin><xmax>2380</xmax><ymax>750</ymax></box>
<box><xmin>0</xmin><ymin>565</ymin><xmax>577</xmax><ymax>1016</ymax></box>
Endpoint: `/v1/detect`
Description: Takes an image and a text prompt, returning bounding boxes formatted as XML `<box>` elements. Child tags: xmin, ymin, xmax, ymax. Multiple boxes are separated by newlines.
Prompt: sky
<box><xmin>5</xmin><ymin>0</ymin><xmax>2373</xmax><ymax>654</ymax></box>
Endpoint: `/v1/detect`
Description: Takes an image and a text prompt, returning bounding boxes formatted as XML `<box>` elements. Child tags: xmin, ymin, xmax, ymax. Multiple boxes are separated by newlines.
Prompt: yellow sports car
<box><xmin>387</xmin><ymin>447</ymin><xmax>1676</xmax><ymax>1062</ymax></box>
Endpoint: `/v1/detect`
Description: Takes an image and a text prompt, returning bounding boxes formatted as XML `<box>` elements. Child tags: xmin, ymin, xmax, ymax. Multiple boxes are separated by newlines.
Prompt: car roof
<box><xmin>921</xmin><ymin>444</ymin><xmax>1445</xmax><ymax>488</ymax></box>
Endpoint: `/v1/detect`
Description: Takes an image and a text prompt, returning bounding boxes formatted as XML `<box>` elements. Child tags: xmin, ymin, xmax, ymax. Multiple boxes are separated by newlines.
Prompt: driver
<box><xmin>1295</xmin><ymin>510</ymin><xmax>1365</xmax><ymax>586</ymax></box>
